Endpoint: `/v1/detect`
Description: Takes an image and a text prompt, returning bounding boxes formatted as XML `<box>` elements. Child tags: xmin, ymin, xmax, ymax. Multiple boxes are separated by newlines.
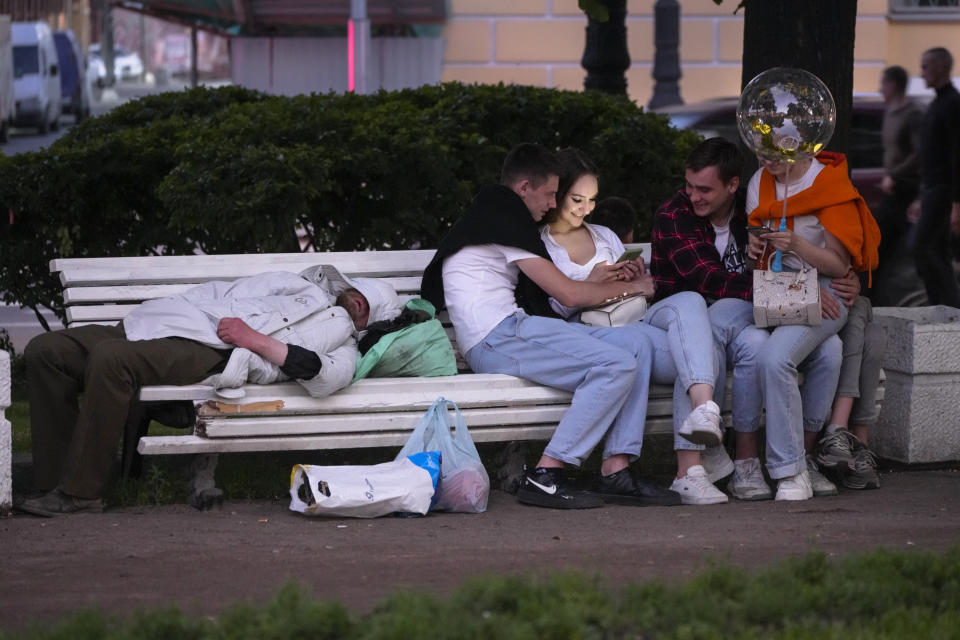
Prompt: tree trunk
<box><xmin>741</xmin><ymin>0</ymin><xmax>857</xmax><ymax>160</ymax></box>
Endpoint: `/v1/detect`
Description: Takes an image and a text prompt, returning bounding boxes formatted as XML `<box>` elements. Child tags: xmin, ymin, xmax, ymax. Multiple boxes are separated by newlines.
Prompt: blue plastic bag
<box><xmin>396</xmin><ymin>398</ymin><xmax>489</xmax><ymax>513</ymax></box>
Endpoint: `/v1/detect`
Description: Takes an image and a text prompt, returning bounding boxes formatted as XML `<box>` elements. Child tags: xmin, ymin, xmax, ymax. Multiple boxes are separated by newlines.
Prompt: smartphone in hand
<box><xmin>747</xmin><ymin>226</ymin><xmax>772</xmax><ymax>236</ymax></box>
<box><xmin>617</xmin><ymin>247</ymin><xmax>644</xmax><ymax>262</ymax></box>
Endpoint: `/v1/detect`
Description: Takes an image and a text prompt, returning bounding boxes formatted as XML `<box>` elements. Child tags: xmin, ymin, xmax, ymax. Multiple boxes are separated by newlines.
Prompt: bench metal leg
<box><xmin>187</xmin><ymin>453</ymin><xmax>223</xmax><ymax>510</ymax></box>
<box><xmin>490</xmin><ymin>441</ymin><xmax>529</xmax><ymax>495</ymax></box>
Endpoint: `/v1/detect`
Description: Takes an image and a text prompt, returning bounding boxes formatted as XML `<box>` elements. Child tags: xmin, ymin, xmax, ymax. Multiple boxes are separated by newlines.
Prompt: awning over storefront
<box><xmin>113</xmin><ymin>0</ymin><xmax>445</xmax><ymax>35</ymax></box>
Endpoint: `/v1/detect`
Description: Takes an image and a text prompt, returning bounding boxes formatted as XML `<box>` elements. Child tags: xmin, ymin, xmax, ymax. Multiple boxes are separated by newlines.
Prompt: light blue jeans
<box><xmin>465</xmin><ymin>312</ymin><xmax>656</xmax><ymax>465</ymax></box>
<box><xmin>707</xmin><ymin>294</ymin><xmax>845</xmax><ymax>479</ymax></box>
<box><xmin>755</xmin><ymin>276</ymin><xmax>847</xmax><ymax>478</ymax></box>
<box><xmin>641</xmin><ymin>292</ymin><xmax>721</xmax><ymax>451</ymax></box>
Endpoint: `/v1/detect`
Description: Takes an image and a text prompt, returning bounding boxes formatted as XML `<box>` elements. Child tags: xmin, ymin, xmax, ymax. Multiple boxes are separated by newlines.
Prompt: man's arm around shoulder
<box><xmin>516</xmin><ymin>257</ymin><xmax>653</xmax><ymax>308</ymax></box>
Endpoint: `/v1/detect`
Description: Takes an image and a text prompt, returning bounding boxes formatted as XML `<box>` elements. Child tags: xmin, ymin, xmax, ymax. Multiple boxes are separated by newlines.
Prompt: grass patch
<box><xmin>3</xmin><ymin>546</ymin><xmax>960</xmax><ymax>639</ymax></box>
<box><xmin>8</xmin><ymin>400</ymin><xmax>29</xmax><ymax>454</ymax></box>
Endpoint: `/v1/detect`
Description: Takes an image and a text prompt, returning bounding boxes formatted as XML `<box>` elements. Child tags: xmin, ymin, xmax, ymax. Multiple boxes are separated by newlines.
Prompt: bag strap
<box><xmin>760</xmin><ymin>249</ymin><xmax>811</xmax><ymax>283</ymax></box>
<box><xmin>438</xmin><ymin>397</ymin><xmax>483</xmax><ymax>456</ymax></box>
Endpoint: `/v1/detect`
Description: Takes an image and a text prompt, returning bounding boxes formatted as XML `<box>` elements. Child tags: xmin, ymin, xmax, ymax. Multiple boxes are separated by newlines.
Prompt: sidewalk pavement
<box><xmin>1</xmin><ymin>468</ymin><xmax>958</xmax><ymax>632</ymax></box>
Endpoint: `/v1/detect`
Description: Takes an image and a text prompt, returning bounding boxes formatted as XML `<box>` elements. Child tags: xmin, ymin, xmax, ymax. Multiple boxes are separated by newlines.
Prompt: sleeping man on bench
<box><xmin>19</xmin><ymin>265</ymin><xmax>401</xmax><ymax>517</ymax></box>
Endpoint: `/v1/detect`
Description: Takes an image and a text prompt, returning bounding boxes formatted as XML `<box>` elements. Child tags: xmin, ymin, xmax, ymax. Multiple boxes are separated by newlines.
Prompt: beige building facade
<box><xmin>440</xmin><ymin>0</ymin><xmax>960</xmax><ymax>105</ymax></box>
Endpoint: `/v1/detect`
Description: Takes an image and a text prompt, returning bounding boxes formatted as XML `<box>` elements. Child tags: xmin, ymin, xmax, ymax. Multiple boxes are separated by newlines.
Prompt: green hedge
<box><xmin>0</xmin><ymin>83</ymin><xmax>699</xmax><ymax>322</ymax></box>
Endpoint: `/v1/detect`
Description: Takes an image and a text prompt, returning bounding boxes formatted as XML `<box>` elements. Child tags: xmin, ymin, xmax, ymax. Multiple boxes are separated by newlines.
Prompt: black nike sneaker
<box><xmin>594</xmin><ymin>467</ymin><xmax>682</xmax><ymax>506</ymax></box>
<box><xmin>516</xmin><ymin>467</ymin><xmax>604</xmax><ymax>509</ymax></box>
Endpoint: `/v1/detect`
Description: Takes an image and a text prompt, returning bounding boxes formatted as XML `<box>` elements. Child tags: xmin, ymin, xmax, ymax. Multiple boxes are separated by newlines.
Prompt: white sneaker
<box><xmin>806</xmin><ymin>455</ymin><xmax>838</xmax><ymax>497</ymax></box>
<box><xmin>701</xmin><ymin>445</ymin><xmax>735</xmax><ymax>483</ymax></box>
<box><xmin>670</xmin><ymin>465</ymin><xmax>729</xmax><ymax>505</ymax></box>
<box><xmin>678</xmin><ymin>401</ymin><xmax>722</xmax><ymax>446</ymax></box>
<box><xmin>728</xmin><ymin>457</ymin><xmax>772</xmax><ymax>501</ymax></box>
<box><xmin>775</xmin><ymin>470</ymin><xmax>814</xmax><ymax>501</ymax></box>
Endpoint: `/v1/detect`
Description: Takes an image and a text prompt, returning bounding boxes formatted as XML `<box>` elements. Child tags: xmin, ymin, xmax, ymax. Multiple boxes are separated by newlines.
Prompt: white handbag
<box><xmin>580</xmin><ymin>293</ymin><xmax>648</xmax><ymax>327</ymax></box>
<box><xmin>752</xmin><ymin>253</ymin><xmax>821</xmax><ymax>328</ymax></box>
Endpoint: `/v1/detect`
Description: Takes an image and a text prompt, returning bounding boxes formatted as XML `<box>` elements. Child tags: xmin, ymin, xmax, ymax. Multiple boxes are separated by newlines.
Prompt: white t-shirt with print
<box><xmin>442</xmin><ymin>243</ymin><xmax>541</xmax><ymax>354</ymax></box>
<box><xmin>712</xmin><ymin>221</ymin><xmax>731</xmax><ymax>261</ymax></box>
<box><xmin>540</xmin><ymin>222</ymin><xmax>626</xmax><ymax>318</ymax></box>
<box><xmin>746</xmin><ymin>158</ymin><xmax>830</xmax><ymax>271</ymax></box>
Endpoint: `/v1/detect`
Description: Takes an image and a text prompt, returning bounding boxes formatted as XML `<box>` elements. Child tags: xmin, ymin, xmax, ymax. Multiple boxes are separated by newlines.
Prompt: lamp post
<box><xmin>349</xmin><ymin>0</ymin><xmax>370</xmax><ymax>93</ymax></box>
<box><xmin>581</xmin><ymin>0</ymin><xmax>629</xmax><ymax>95</ymax></box>
<box><xmin>648</xmin><ymin>0</ymin><xmax>682</xmax><ymax>109</ymax></box>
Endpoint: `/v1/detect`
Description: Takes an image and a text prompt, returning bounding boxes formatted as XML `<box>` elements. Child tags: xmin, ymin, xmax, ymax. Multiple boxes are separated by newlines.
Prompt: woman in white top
<box><xmin>539</xmin><ymin>148</ymin><xmax>729</xmax><ymax>505</ymax></box>
<box><xmin>744</xmin><ymin>153</ymin><xmax>854</xmax><ymax>500</ymax></box>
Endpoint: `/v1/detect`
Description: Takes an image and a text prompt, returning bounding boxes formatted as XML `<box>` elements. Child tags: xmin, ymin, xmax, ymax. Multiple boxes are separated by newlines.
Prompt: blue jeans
<box><xmin>464</xmin><ymin>312</ymin><xmax>655</xmax><ymax>465</ymax></box>
<box><xmin>641</xmin><ymin>292</ymin><xmax>720</xmax><ymax>451</ymax></box>
<box><xmin>707</xmin><ymin>294</ymin><xmax>844</xmax><ymax>479</ymax></box>
<box><xmin>756</xmin><ymin>276</ymin><xmax>847</xmax><ymax>478</ymax></box>
<box><xmin>708</xmin><ymin>298</ymin><xmax>766</xmax><ymax>433</ymax></box>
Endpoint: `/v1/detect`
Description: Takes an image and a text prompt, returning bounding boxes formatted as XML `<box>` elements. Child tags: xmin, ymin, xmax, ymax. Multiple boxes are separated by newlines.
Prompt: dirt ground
<box><xmin>2</xmin><ymin>468</ymin><xmax>959</xmax><ymax>632</ymax></box>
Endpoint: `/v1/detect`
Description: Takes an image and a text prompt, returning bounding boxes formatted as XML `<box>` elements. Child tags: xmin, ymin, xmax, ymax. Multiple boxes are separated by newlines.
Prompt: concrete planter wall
<box><xmin>0</xmin><ymin>350</ymin><xmax>10</xmax><ymax>510</ymax></box>
<box><xmin>874</xmin><ymin>305</ymin><xmax>960</xmax><ymax>464</ymax></box>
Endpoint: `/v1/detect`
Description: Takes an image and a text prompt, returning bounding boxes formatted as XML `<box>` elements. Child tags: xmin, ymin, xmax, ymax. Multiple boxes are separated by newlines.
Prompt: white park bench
<box><xmin>44</xmin><ymin>245</ymin><xmax>884</xmax><ymax>505</ymax></box>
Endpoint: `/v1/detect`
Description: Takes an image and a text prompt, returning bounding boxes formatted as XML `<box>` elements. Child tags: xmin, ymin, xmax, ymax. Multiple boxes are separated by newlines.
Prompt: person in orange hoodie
<box><xmin>745</xmin><ymin>150</ymin><xmax>881</xmax><ymax>501</ymax></box>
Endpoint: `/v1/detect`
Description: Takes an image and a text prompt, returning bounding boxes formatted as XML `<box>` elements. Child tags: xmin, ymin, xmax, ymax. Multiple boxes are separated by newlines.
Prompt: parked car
<box><xmin>88</xmin><ymin>43</ymin><xmax>144</xmax><ymax>84</ymax></box>
<box><xmin>11</xmin><ymin>21</ymin><xmax>61</xmax><ymax>134</ymax></box>
<box><xmin>655</xmin><ymin>96</ymin><xmax>931</xmax><ymax>307</ymax></box>
<box><xmin>53</xmin><ymin>29</ymin><xmax>90</xmax><ymax>121</ymax></box>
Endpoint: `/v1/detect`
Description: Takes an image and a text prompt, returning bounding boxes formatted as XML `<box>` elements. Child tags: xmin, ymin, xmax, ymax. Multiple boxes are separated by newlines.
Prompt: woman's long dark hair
<box><xmin>542</xmin><ymin>147</ymin><xmax>599</xmax><ymax>225</ymax></box>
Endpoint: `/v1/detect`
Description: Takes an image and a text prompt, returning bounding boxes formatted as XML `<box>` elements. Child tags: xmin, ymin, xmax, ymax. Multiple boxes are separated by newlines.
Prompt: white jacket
<box><xmin>123</xmin><ymin>271</ymin><xmax>357</xmax><ymax>398</ymax></box>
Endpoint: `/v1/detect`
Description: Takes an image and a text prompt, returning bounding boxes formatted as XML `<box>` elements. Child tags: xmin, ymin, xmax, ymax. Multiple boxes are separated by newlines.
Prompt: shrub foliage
<box><xmin>0</xmin><ymin>83</ymin><xmax>698</xmax><ymax>322</ymax></box>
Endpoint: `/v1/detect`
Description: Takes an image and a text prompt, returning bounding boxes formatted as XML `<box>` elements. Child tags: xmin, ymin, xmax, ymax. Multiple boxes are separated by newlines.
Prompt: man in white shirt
<box><xmin>20</xmin><ymin>266</ymin><xmax>399</xmax><ymax>516</ymax></box>
<box><xmin>422</xmin><ymin>143</ymin><xmax>680</xmax><ymax>509</ymax></box>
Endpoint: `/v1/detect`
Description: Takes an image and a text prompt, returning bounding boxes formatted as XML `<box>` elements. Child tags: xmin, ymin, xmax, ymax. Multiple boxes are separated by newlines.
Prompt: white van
<box><xmin>12</xmin><ymin>21</ymin><xmax>61</xmax><ymax>134</ymax></box>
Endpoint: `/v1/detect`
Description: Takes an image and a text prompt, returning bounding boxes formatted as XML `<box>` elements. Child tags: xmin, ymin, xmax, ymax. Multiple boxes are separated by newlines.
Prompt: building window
<box><xmin>890</xmin><ymin>0</ymin><xmax>960</xmax><ymax>21</ymax></box>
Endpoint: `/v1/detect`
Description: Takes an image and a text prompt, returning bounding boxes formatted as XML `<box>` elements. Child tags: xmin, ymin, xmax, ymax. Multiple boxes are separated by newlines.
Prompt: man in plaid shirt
<box><xmin>651</xmin><ymin>138</ymin><xmax>845</xmax><ymax>502</ymax></box>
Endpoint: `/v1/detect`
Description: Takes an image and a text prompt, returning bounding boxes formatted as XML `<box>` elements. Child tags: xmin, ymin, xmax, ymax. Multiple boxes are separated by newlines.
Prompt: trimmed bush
<box><xmin>0</xmin><ymin>83</ymin><xmax>699</xmax><ymax>322</ymax></box>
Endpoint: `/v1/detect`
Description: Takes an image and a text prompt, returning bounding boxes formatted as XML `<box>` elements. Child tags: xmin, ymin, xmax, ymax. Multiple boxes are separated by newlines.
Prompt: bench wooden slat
<box><xmin>51</xmin><ymin>250</ymin><xmax>437</xmax><ymax>272</ymax></box>
<box><xmin>62</xmin><ymin>277</ymin><xmax>426</xmax><ymax>304</ymax></box>
<box><xmin>141</xmin><ymin>374</ymin><xmax>573</xmax><ymax>403</ymax></box>
<box><xmin>56</xmin><ymin>258</ymin><xmax>437</xmax><ymax>287</ymax></box>
<box><xmin>65</xmin><ymin>293</ymin><xmax>426</xmax><ymax>324</ymax></box>
<box><xmin>198</xmin><ymin>395</ymin><xmax>679</xmax><ymax>436</ymax></box>
<box><xmin>138</xmin><ymin>417</ymin><xmax>679</xmax><ymax>455</ymax></box>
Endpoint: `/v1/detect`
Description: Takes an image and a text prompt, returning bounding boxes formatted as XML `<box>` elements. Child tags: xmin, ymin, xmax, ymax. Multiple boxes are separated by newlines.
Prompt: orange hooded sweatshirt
<box><xmin>747</xmin><ymin>152</ymin><xmax>881</xmax><ymax>277</ymax></box>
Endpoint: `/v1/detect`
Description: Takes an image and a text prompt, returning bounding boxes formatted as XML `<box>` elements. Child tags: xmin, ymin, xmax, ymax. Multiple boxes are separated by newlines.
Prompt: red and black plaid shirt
<box><xmin>650</xmin><ymin>190</ymin><xmax>753</xmax><ymax>303</ymax></box>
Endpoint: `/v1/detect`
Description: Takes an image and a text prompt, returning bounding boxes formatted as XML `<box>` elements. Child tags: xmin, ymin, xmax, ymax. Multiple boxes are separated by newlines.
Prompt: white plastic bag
<box><xmin>289</xmin><ymin>451</ymin><xmax>441</xmax><ymax>518</ymax></box>
<box><xmin>396</xmin><ymin>397</ymin><xmax>490</xmax><ymax>513</ymax></box>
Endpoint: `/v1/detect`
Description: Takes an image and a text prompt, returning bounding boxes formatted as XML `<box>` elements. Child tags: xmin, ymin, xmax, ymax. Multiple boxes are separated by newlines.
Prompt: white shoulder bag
<box><xmin>752</xmin><ymin>252</ymin><xmax>821</xmax><ymax>328</ymax></box>
<box><xmin>580</xmin><ymin>292</ymin><xmax>648</xmax><ymax>327</ymax></box>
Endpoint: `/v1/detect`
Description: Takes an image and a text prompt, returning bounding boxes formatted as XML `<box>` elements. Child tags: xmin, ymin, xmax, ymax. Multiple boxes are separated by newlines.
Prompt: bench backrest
<box><xmin>52</xmin><ymin>243</ymin><xmax>652</xmax><ymax>327</ymax></box>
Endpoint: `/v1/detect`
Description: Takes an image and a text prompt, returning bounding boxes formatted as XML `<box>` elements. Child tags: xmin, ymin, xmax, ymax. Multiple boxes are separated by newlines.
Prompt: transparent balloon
<box><xmin>736</xmin><ymin>67</ymin><xmax>836</xmax><ymax>164</ymax></box>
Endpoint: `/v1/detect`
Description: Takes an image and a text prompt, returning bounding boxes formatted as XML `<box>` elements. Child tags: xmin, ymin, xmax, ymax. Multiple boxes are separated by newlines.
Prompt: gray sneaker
<box><xmin>728</xmin><ymin>457</ymin><xmax>773</xmax><ymax>501</ymax></box>
<box><xmin>842</xmin><ymin>447</ymin><xmax>881</xmax><ymax>490</ymax></box>
<box><xmin>805</xmin><ymin>456</ymin><xmax>838</xmax><ymax>497</ymax></box>
<box><xmin>815</xmin><ymin>424</ymin><xmax>855</xmax><ymax>471</ymax></box>
<box><xmin>17</xmin><ymin>489</ymin><xmax>104</xmax><ymax>517</ymax></box>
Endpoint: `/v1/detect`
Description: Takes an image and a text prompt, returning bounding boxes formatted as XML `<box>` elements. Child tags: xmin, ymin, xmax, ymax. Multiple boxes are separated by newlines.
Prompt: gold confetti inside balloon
<box><xmin>736</xmin><ymin>67</ymin><xmax>836</xmax><ymax>163</ymax></box>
